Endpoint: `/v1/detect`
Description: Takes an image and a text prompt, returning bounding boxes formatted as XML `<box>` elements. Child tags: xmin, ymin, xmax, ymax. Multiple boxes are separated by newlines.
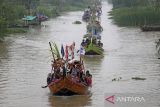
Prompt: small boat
<box><xmin>45</xmin><ymin>42</ymin><xmax>92</xmax><ymax>96</ymax></box>
<box><xmin>141</xmin><ymin>25</ymin><xmax>160</xmax><ymax>31</ymax></box>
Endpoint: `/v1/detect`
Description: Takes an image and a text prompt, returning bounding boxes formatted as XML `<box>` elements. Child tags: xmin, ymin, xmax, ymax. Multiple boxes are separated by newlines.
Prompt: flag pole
<box><xmin>49</xmin><ymin>42</ymin><xmax>55</xmax><ymax>61</ymax></box>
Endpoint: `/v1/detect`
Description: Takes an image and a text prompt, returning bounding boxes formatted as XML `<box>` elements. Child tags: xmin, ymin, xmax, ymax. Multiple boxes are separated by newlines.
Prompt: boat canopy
<box><xmin>22</xmin><ymin>16</ymin><xmax>37</xmax><ymax>21</ymax></box>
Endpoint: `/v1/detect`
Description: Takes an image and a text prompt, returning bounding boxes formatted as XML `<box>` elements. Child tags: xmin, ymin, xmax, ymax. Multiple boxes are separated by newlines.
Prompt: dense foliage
<box><xmin>109</xmin><ymin>0</ymin><xmax>160</xmax><ymax>26</ymax></box>
<box><xmin>0</xmin><ymin>0</ymin><xmax>92</xmax><ymax>37</ymax></box>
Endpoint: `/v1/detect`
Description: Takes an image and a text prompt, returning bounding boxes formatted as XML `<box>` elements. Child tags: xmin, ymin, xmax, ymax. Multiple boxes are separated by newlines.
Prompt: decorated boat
<box><xmin>80</xmin><ymin>36</ymin><xmax>103</xmax><ymax>55</ymax></box>
<box><xmin>80</xmin><ymin>3</ymin><xmax>103</xmax><ymax>56</ymax></box>
<box><xmin>80</xmin><ymin>24</ymin><xmax>103</xmax><ymax>56</ymax></box>
<box><xmin>43</xmin><ymin>42</ymin><xmax>92</xmax><ymax>95</ymax></box>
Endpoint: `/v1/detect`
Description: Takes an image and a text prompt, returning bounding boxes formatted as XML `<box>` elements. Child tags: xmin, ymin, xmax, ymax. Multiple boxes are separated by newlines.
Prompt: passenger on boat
<box><xmin>54</xmin><ymin>64</ymin><xmax>61</xmax><ymax>79</ymax></box>
<box><xmin>71</xmin><ymin>65</ymin><xmax>79</xmax><ymax>77</ymax></box>
<box><xmin>98</xmin><ymin>40</ymin><xmax>103</xmax><ymax>47</ymax></box>
<box><xmin>47</xmin><ymin>73</ymin><xmax>52</xmax><ymax>84</ymax></box>
<box><xmin>51</xmin><ymin>73</ymin><xmax>56</xmax><ymax>81</ymax></box>
<box><xmin>85</xmin><ymin>70</ymin><xmax>92</xmax><ymax>86</ymax></box>
<box><xmin>81</xmin><ymin>73</ymin><xmax>86</xmax><ymax>82</ymax></box>
<box><xmin>86</xmin><ymin>37</ymin><xmax>90</xmax><ymax>45</ymax></box>
<box><xmin>62</xmin><ymin>65</ymin><xmax>66</xmax><ymax>78</ymax></box>
<box><xmin>81</xmin><ymin>39</ymin><xmax>86</xmax><ymax>46</ymax></box>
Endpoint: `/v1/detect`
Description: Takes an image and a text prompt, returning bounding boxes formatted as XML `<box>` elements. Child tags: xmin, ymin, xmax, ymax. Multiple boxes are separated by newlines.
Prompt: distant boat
<box><xmin>37</xmin><ymin>13</ymin><xmax>49</xmax><ymax>22</ymax></box>
<box><xmin>81</xmin><ymin>34</ymin><xmax>103</xmax><ymax>55</ymax></box>
<box><xmin>141</xmin><ymin>25</ymin><xmax>160</xmax><ymax>31</ymax></box>
<box><xmin>22</xmin><ymin>15</ymin><xmax>40</xmax><ymax>26</ymax></box>
<box><xmin>80</xmin><ymin>3</ymin><xmax>103</xmax><ymax>56</ymax></box>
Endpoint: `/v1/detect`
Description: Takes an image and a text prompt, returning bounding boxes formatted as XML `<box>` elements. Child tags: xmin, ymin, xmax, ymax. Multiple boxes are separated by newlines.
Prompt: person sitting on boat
<box><xmin>86</xmin><ymin>37</ymin><xmax>90</xmax><ymax>45</ymax></box>
<box><xmin>71</xmin><ymin>65</ymin><xmax>78</xmax><ymax>77</ymax></box>
<box><xmin>51</xmin><ymin>73</ymin><xmax>56</xmax><ymax>81</ymax></box>
<box><xmin>98</xmin><ymin>40</ymin><xmax>103</xmax><ymax>47</ymax></box>
<box><xmin>86</xmin><ymin>70</ymin><xmax>91</xmax><ymax>77</ymax></box>
<box><xmin>85</xmin><ymin>70</ymin><xmax>92</xmax><ymax>86</ymax></box>
<box><xmin>81</xmin><ymin>73</ymin><xmax>86</xmax><ymax>82</ymax></box>
<box><xmin>47</xmin><ymin>73</ymin><xmax>52</xmax><ymax>84</ymax></box>
<box><xmin>81</xmin><ymin>39</ymin><xmax>86</xmax><ymax>46</ymax></box>
<box><xmin>80</xmin><ymin>73</ymin><xmax>88</xmax><ymax>85</ymax></box>
<box><xmin>92</xmin><ymin>38</ymin><xmax>97</xmax><ymax>45</ymax></box>
<box><xmin>54</xmin><ymin>64</ymin><xmax>61</xmax><ymax>79</ymax></box>
<box><xmin>62</xmin><ymin>65</ymin><xmax>66</xmax><ymax>78</ymax></box>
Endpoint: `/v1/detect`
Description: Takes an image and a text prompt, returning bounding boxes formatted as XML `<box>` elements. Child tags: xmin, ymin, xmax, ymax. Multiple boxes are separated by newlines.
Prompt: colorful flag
<box><xmin>65</xmin><ymin>45</ymin><xmax>68</xmax><ymax>60</ymax></box>
<box><xmin>71</xmin><ymin>44</ymin><xmax>75</xmax><ymax>59</ymax></box>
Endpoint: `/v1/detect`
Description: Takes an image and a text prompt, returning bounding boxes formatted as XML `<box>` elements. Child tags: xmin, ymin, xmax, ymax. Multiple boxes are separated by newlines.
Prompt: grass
<box><xmin>109</xmin><ymin>6</ymin><xmax>160</xmax><ymax>26</ymax></box>
<box><xmin>6</xmin><ymin>28</ymin><xmax>27</xmax><ymax>34</ymax></box>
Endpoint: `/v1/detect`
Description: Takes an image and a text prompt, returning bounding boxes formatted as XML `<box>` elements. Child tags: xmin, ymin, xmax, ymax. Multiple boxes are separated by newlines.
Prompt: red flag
<box><xmin>70</xmin><ymin>44</ymin><xmax>74</xmax><ymax>59</ymax></box>
<box><xmin>65</xmin><ymin>46</ymin><xmax>68</xmax><ymax>60</ymax></box>
<box><xmin>71</xmin><ymin>45</ymin><xmax>74</xmax><ymax>59</ymax></box>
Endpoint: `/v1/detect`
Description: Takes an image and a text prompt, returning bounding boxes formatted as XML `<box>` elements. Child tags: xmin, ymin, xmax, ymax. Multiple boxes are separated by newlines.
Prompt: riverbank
<box><xmin>0</xmin><ymin>0</ymin><xmax>91</xmax><ymax>38</ymax></box>
<box><xmin>1</xmin><ymin>2</ymin><xmax>160</xmax><ymax>107</ymax></box>
<box><xmin>109</xmin><ymin>0</ymin><xmax>160</xmax><ymax>27</ymax></box>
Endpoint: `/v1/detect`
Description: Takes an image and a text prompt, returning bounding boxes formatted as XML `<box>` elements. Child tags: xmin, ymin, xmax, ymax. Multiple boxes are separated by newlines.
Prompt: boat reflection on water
<box><xmin>48</xmin><ymin>95</ymin><xmax>92</xmax><ymax>107</ymax></box>
<box><xmin>0</xmin><ymin>42</ymin><xmax>8</xmax><ymax>59</ymax></box>
<box><xmin>81</xmin><ymin>55</ymin><xmax>104</xmax><ymax>69</ymax></box>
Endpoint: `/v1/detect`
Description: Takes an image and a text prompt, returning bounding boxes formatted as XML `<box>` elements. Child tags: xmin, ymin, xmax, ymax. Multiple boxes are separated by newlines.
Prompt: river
<box><xmin>0</xmin><ymin>2</ymin><xmax>160</xmax><ymax>107</ymax></box>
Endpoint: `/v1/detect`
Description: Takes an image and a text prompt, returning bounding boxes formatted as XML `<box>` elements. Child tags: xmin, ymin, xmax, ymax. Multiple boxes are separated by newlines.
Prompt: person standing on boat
<box><xmin>71</xmin><ymin>65</ymin><xmax>78</xmax><ymax>77</ymax></box>
<box><xmin>62</xmin><ymin>64</ymin><xmax>66</xmax><ymax>78</ymax></box>
<box><xmin>54</xmin><ymin>64</ymin><xmax>61</xmax><ymax>79</ymax></box>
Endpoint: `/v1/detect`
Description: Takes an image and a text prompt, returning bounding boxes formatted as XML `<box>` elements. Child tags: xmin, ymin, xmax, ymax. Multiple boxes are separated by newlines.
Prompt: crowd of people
<box><xmin>47</xmin><ymin>59</ymin><xmax>92</xmax><ymax>87</ymax></box>
<box><xmin>81</xmin><ymin>3</ymin><xmax>103</xmax><ymax>51</ymax></box>
<box><xmin>81</xmin><ymin>34</ymin><xmax>103</xmax><ymax>48</ymax></box>
<box><xmin>82</xmin><ymin>5</ymin><xmax>102</xmax><ymax>22</ymax></box>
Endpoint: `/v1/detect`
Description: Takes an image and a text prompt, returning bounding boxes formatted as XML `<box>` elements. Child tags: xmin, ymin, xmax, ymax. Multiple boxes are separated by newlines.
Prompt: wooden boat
<box><xmin>141</xmin><ymin>25</ymin><xmax>160</xmax><ymax>31</ymax></box>
<box><xmin>47</xmin><ymin>60</ymin><xmax>92</xmax><ymax>95</ymax></box>
<box><xmin>48</xmin><ymin>76</ymin><xmax>88</xmax><ymax>95</ymax></box>
<box><xmin>45</xmin><ymin>42</ymin><xmax>92</xmax><ymax>96</ymax></box>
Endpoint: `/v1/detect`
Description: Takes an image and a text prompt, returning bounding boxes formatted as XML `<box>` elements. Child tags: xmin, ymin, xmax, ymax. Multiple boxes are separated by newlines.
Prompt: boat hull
<box><xmin>85</xmin><ymin>50</ymin><xmax>102</xmax><ymax>55</ymax></box>
<box><xmin>48</xmin><ymin>77</ymin><xmax>88</xmax><ymax>95</ymax></box>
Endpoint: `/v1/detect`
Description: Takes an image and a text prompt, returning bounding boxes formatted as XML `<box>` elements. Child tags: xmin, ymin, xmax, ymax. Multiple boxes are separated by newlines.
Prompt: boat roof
<box><xmin>22</xmin><ymin>16</ymin><xmax>37</xmax><ymax>21</ymax></box>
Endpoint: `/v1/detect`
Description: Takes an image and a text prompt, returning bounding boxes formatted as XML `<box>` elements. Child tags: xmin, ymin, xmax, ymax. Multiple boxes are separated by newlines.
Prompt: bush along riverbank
<box><xmin>109</xmin><ymin>0</ymin><xmax>160</xmax><ymax>27</ymax></box>
<box><xmin>0</xmin><ymin>0</ymin><xmax>92</xmax><ymax>37</ymax></box>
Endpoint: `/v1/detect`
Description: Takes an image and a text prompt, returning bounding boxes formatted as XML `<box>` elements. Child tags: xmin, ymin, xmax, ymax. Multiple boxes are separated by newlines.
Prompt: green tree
<box><xmin>0</xmin><ymin>18</ymin><xmax>7</xmax><ymax>37</ymax></box>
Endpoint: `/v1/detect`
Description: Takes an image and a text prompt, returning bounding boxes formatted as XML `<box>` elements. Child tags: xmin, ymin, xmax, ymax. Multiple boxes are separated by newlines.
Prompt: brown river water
<box><xmin>0</xmin><ymin>2</ymin><xmax>160</xmax><ymax>107</ymax></box>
